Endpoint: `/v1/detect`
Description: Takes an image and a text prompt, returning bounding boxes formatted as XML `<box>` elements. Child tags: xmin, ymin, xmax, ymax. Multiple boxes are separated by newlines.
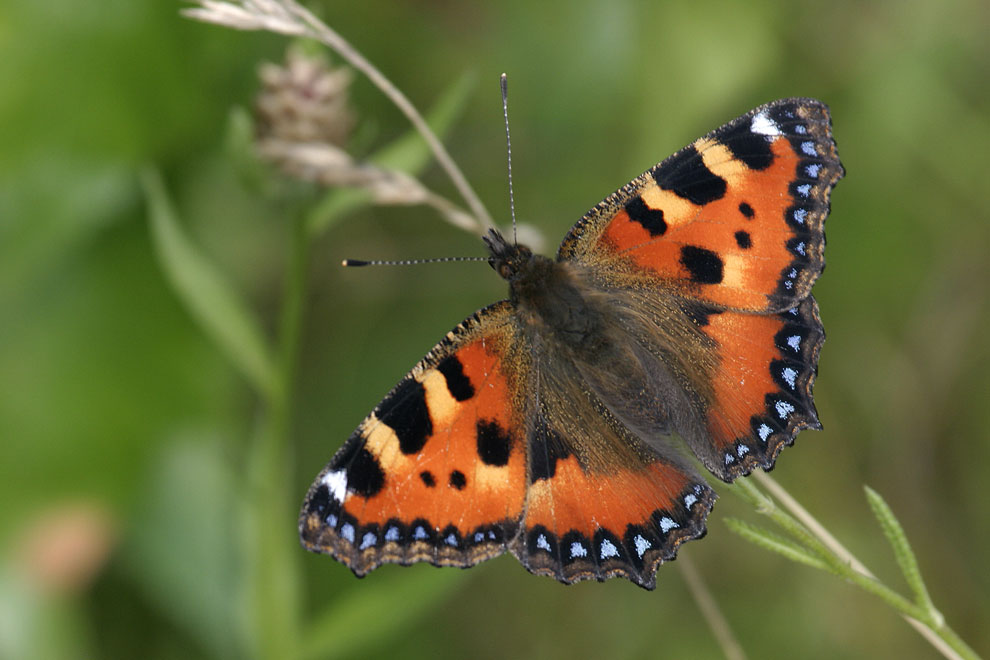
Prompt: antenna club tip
<box><xmin>342</xmin><ymin>259</ymin><xmax>369</xmax><ymax>267</ymax></box>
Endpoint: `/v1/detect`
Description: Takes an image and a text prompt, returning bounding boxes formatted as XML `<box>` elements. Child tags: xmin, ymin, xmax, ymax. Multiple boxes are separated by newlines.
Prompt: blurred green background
<box><xmin>1</xmin><ymin>0</ymin><xmax>988</xmax><ymax>658</ymax></box>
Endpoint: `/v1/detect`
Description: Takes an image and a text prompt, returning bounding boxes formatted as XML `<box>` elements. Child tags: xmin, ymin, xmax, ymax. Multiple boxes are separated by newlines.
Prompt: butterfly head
<box><xmin>484</xmin><ymin>228</ymin><xmax>536</xmax><ymax>282</ymax></box>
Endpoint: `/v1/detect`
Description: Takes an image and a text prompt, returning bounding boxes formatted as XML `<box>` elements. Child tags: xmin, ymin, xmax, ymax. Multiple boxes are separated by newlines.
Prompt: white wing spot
<box><xmin>321</xmin><ymin>469</ymin><xmax>348</xmax><ymax>503</ymax></box>
<box><xmin>796</xmin><ymin>241</ymin><xmax>806</xmax><ymax>256</ymax></box>
<box><xmin>787</xmin><ymin>335</ymin><xmax>801</xmax><ymax>352</ymax></box>
<box><xmin>413</xmin><ymin>526</ymin><xmax>428</xmax><ymax>541</ymax></box>
<box><xmin>600</xmin><ymin>538</ymin><xmax>619</xmax><ymax>559</ymax></box>
<box><xmin>634</xmin><ymin>535</ymin><xmax>651</xmax><ymax>558</ymax></box>
<box><xmin>775</xmin><ymin>400</ymin><xmax>796</xmax><ymax>419</ymax></box>
<box><xmin>385</xmin><ymin>526</ymin><xmax>400</xmax><ymax>542</ymax></box>
<box><xmin>795</xmin><ymin>124</ymin><xmax>807</xmax><ymax>134</ymax></box>
<box><xmin>751</xmin><ymin>112</ymin><xmax>781</xmax><ymax>137</ymax></box>
<box><xmin>801</xmin><ymin>141</ymin><xmax>817</xmax><ymax>156</ymax></box>
<box><xmin>797</xmin><ymin>184</ymin><xmax>811</xmax><ymax>197</ymax></box>
<box><xmin>360</xmin><ymin>532</ymin><xmax>376</xmax><ymax>550</ymax></box>
<box><xmin>536</xmin><ymin>534</ymin><xmax>551</xmax><ymax>552</ymax></box>
<box><xmin>341</xmin><ymin>523</ymin><xmax>355</xmax><ymax>543</ymax></box>
<box><xmin>684</xmin><ymin>493</ymin><xmax>698</xmax><ymax>508</ymax></box>
<box><xmin>445</xmin><ymin>533</ymin><xmax>458</xmax><ymax>547</ymax></box>
<box><xmin>474</xmin><ymin>532</ymin><xmax>484</xmax><ymax>543</ymax></box>
<box><xmin>659</xmin><ymin>517</ymin><xmax>679</xmax><ymax>533</ymax></box>
<box><xmin>806</xmin><ymin>163</ymin><xmax>821</xmax><ymax>178</ymax></box>
<box><xmin>725</xmin><ymin>452</ymin><xmax>735</xmax><ymax>465</ymax></box>
<box><xmin>758</xmin><ymin>424</ymin><xmax>773</xmax><ymax>441</ymax></box>
<box><xmin>793</xmin><ymin>208</ymin><xmax>808</xmax><ymax>224</ymax></box>
<box><xmin>782</xmin><ymin>367</ymin><xmax>798</xmax><ymax>388</ymax></box>
<box><xmin>570</xmin><ymin>542</ymin><xmax>588</xmax><ymax>558</ymax></box>
<box><xmin>737</xmin><ymin>444</ymin><xmax>750</xmax><ymax>457</ymax></box>
<box><xmin>326</xmin><ymin>513</ymin><xmax>338</xmax><ymax>528</ymax></box>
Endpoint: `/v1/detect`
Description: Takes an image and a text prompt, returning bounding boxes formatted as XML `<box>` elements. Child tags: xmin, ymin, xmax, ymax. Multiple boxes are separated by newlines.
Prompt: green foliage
<box><xmin>145</xmin><ymin>168</ymin><xmax>279</xmax><ymax>401</ymax></box>
<box><xmin>125</xmin><ymin>440</ymin><xmax>247</xmax><ymax>659</ymax></box>
<box><xmin>864</xmin><ymin>486</ymin><xmax>941</xmax><ymax>626</ymax></box>
<box><xmin>727</xmin><ymin>477</ymin><xmax>979</xmax><ymax>659</ymax></box>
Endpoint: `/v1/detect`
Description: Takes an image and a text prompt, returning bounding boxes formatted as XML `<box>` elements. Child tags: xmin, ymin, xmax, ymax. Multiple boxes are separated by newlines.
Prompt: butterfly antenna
<box><xmin>342</xmin><ymin>256</ymin><xmax>491</xmax><ymax>267</ymax></box>
<box><xmin>500</xmin><ymin>73</ymin><xmax>518</xmax><ymax>246</ymax></box>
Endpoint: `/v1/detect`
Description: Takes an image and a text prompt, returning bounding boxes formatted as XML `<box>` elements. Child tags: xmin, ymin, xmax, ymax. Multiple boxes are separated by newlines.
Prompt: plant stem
<box><xmin>752</xmin><ymin>472</ymin><xmax>869</xmax><ymax>574</ymax></box>
<box><xmin>278</xmin><ymin>211</ymin><xmax>311</xmax><ymax>405</ymax></box>
<box><xmin>247</xmin><ymin>212</ymin><xmax>311</xmax><ymax>660</ymax></box>
<box><xmin>679</xmin><ymin>554</ymin><xmax>747</xmax><ymax>660</ymax></box>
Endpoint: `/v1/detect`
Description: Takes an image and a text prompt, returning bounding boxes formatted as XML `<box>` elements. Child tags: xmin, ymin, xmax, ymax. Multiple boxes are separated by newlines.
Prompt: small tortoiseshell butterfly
<box><xmin>300</xmin><ymin>98</ymin><xmax>843</xmax><ymax>589</ymax></box>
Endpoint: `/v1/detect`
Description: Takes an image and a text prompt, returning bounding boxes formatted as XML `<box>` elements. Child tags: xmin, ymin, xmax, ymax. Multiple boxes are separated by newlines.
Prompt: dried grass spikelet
<box><xmin>256</xmin><ymin>45</ymin><xmax>353</xmax><ymax>147</ymax></box>
<box><xmin>253</xmin><ymin>45</ymin><xmax>483</xmax><ymax>232</ymax></box>
<box><xmin>255</xmin><ymin>47</ymin><xmax>430</xmax><ymax>207</ymax></box>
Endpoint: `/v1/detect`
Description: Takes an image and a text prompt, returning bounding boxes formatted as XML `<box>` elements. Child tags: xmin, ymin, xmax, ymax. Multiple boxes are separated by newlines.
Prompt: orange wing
<box><xmin>557</xmin><ymin>98</ymin><xmax>842</xmax><ymax>481</ymax></box>
<box><xmin>559</xmin><ymin>98</ymin><xmax>842</xmax><ymax>313</ymax></box>
<box><xmin>682</xmin><ymin>297</ymin><xmax>825</xmax><ymax>480</ymax></box>
<box><xmin>515</xmin><ymin>415</ymin><xmax>715</xmax><ymax>589</ymax></box>
<box><xmin>300</xmin><ymin>302</ymin><xmax>530</xmax><ymax>575</ymax></box>
<box><xmin>301</xmin><ymin>300</ymin><xmax>717</xmax><ymax>588</ymax></box>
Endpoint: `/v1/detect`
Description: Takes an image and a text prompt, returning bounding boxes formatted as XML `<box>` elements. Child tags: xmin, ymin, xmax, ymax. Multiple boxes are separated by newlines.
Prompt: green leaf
<box><xmin>864</xmin><ymin>486</ymin><xmax>941</xmax><ymax>625</ymax></box>
<box><xmin>224</xmin><ymin>105</ymin><xmax>270</xmax><ymax>193</ymax></box>
<box><xmin>305</xmin><ymin>72</ymin><xmax>476</xmax><ymax>237</ymax></box>
<box><xmin>143</xmin><ymin>168</ymin><xmax>278</xmax><ymax>401</ymax></box>
<box><xmin>301</xmin><ymin>569</ymin><xmax>464</xmax><ymax>660</ymax></box>
<box><xmin>124</xmin><ymin>438</ymin><xmax>248</xmax><ymax>659</ymax></box>
<box><xmin>724</xmin><ymin>518</ymin><xmax>831</xmax><ymax>572</ymax></box>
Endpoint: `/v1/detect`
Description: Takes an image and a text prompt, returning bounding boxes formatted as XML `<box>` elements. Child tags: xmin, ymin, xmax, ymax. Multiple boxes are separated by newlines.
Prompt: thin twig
<box><xmin>679</xmin><ymin>554</ymin><xmax>747</xmax><ymax>660</ymax></box>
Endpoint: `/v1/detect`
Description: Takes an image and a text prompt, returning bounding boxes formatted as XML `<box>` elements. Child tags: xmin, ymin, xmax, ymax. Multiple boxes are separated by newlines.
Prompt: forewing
<box><xmin>300</xmin><ymin>302</ymin><xmax>531</xmax><ymax>576</ymax></box>
<box><xmin>559</xmin><ymin>98</ymin><xmax>843</xmax><ymax>313</ymax></box>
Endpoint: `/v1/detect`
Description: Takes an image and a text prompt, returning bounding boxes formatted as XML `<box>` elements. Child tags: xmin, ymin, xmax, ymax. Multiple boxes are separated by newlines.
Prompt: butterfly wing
<box><xmin>559</xmin><ymin>98</ymin><xmax>842</xmax><ymax>313</ymax></box>
<box><xmin>300</xmin><ymin>301</ymin><xmax>531</xmax><ymax>575</ymax></box>
<box><xmin>513</xmin><ymin>349</ymin><xmax>716</xmax><ymax>589</ymax></box>
<box><xmin>301</xmin><ymin>299</ymin><xmax>717</xmax><ymax>588</ymax></box>
<box><xmin>556</xmin><ymin>98</ymin><xmax>842</xmax><ymax>480</ymax></box>
<box><xmin>688</xmin><ymin>297</ymin><xmax>825</xmax><ymax>479</ymax></box>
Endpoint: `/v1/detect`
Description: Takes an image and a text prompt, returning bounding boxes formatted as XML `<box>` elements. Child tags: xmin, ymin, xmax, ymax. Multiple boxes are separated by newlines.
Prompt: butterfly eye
<box><xmin>498</xmin><ymin>262</ymin><xmax>513</xmax><ymax>279</ymax></box>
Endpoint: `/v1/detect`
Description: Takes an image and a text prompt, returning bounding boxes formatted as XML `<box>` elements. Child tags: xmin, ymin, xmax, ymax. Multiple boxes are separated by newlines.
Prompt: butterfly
<box><xmin>300</xmin><ymin>98</ymin><xmax>843</xmax><ymax>589</ymax></box>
